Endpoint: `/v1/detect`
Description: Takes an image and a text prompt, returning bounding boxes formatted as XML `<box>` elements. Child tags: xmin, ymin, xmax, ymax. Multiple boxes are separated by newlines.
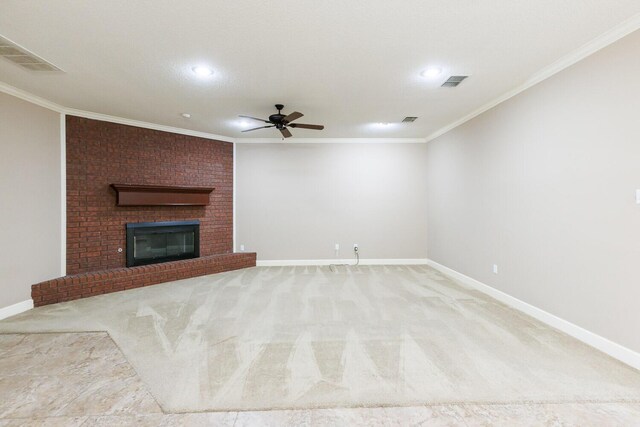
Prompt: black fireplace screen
<box><xmin>126</xmin><ymin>220</ymin><xmax>200</xmax><ymax>267</ymax></box>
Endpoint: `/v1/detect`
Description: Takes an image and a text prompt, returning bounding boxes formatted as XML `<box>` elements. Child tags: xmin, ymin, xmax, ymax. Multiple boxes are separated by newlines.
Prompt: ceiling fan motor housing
<box><xmin>270</xmin><ymin>104</ymin><xmax>286</xmax><ymax>127</ymax></box>
<box><xmin>269</xmin><ymin>113</ymin><xmax>286</xmax><ymax>127</ymax></box>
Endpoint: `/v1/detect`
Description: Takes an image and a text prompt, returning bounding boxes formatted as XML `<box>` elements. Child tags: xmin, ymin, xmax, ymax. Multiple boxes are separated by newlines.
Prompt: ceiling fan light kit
<box><xmin>239</xmin><ymin>104</ymin><xmax>325</xmax><ymax>138</ymax></box>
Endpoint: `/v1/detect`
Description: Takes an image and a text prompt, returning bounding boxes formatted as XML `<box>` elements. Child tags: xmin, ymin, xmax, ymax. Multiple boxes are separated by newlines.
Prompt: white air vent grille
<box><xmin>0</xmin><ymin>35</ymin><xmax>62</xmax><ymax>72</ymax></box>
<box><xmin>402</xmin><ymin>117</ymin><xmax>418</xmax><ymax>123</ymax></box>
<box><xmin>441</xmin><ymin>75</ymin><xmax>468</xmax><ymax>87</ymax></box>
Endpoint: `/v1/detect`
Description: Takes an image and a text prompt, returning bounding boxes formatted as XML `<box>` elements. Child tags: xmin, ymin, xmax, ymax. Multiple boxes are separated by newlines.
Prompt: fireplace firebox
<box><xmin>126</xmin><ymin>220</ymin><xmax>200</xmax><ymax>267</ymax></box>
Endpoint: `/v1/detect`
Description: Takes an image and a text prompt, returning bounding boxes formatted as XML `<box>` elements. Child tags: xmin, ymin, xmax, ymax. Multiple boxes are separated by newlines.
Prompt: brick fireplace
<box><xmin>66</xmin><ymin>116</ymin><xmax>234</xmax><ymax>274</ymax></box>
<box><xmin>32</xmin><ymin>116</ymin><xmax>255</xmax><ymax>307</ymax></box>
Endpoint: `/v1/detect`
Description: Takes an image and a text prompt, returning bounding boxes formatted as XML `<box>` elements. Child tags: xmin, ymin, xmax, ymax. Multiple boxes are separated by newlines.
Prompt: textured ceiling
<box><xmin>0</xmin><ymin>0</ymin><xmax>639</xmax><ymax>139</ymax></box>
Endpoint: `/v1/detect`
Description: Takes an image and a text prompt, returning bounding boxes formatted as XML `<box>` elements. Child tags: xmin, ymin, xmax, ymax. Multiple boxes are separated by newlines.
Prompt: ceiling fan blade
<box><xmin>280</xmin><ymin>127</ymin><xmax>292</xmax><ymax>138</ymax></box>
<box><xmin>239</xmin><ymin>115</ymin><xmax>270</xmax><ymax>123</ymax></box>
<box><xmin>241</xmin><ymin>125</ymin><xmax>275</xmax><ymax>132</ymax></box>
<box><xmin>288</xmin><ymin>123</ymin><xmax>324</xmax><ymax>130</ymax></box>
<box><xmin>282</xmin><ymin>111</ymin><xmax>303</xmax><ymax>124</ymax></box>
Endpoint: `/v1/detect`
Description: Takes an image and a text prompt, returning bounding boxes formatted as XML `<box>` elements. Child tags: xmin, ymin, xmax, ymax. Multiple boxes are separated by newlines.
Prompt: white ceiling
<box><xmin>1</xmin><ymin>1</ymin><xmax>639</xmax><ymax>139</ymax></box>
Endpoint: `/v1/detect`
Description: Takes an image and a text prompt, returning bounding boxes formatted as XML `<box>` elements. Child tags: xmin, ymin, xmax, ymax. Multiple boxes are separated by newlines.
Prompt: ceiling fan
<box><xmin>239</xmin><ymin>104</ymin><xmax>324</xmax><ymax>138</ymax></box>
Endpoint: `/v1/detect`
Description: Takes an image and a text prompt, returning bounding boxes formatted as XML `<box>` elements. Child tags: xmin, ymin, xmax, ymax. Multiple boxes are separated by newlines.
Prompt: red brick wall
<box><xmin>66</xmin><ymin>116</ymin><xmax>233</xmax><ymax>274</ymax></box>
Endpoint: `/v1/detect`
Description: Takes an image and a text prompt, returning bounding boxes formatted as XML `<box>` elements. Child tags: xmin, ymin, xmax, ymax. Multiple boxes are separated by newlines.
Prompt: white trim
<box><xmin>0</xmin><ymin>299</ymin><xmax>33</xmax><ymax>321</ymax></box>
<box><xmin>426</xmin><ymin>259</ymin><xmax>640</xmax><ymax>371</ymax></box>
<box><xmin>232</xmin><ymin>142</ymin><xmax>237</xmax><ymax>252</ymax></box>
<box><xmin>60</xmin><ymin>113</ymin><xmax>66</xmax><ymax>276</ymax></box>
<box><xmin>256</xmin><ymin>258</ymin><xmax>429</xmax><ymax>267</ymax></box>
<box><xmin>3</xmin><ymin>12</ymin><xmax>640</xmax><ymax>147</ymax></box>
<box><xmin>425</xmin><ymin>12</ymin><xmax>640</xmax><ymax>142</ymax></box>
<box><xmin>0</xmin><ymin>82</ymin><xmax>234</xmax><ymax>143</ymax></box>
<box><xmin>237</xmin><ymin>137</ymin><xmax>426</xmax><ymax>144</ymax></box>
<box><xmin>0</xmin><ymin>81</ymin><xmax>425</xmax><ymax>145</ymax></box>
<box><xmin>0</xmin><ymin>81</ymin><xmax>65</xmax><ymax>112</ymax></box>
<box><xmin>64</xmin><ymin>108</ymin><xmax>235</xmax><ymax>143</ymax></box>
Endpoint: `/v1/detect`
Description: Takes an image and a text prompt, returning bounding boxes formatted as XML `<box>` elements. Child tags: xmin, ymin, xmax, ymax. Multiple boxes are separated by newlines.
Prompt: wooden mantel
<box><xmin>110</xmin><ymin>184</ymin><xmax>215</xmax><ymax>206</ymax></box>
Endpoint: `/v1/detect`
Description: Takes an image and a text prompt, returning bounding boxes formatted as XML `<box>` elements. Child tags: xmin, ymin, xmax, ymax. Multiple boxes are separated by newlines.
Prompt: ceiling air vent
<box><xmin>441</xmin><ymin>75</ymin><xmax>468</xmax><ymax>87</ymax></box>
<box><xmin>0</xmin><ymin>35</ymin><xmax>62</xmax><ymax>72</ymax></box>
<box><xmin>402</xmin><ymin>117</ymin><xmax>418</xmax><ymax>123</ymax></box>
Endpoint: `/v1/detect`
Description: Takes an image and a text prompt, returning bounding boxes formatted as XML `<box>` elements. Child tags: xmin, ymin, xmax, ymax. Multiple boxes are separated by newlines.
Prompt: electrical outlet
<box><xmin>353</xmin><ymin>243</ymin><xmax>359</xmax><ymax>252</ymax></box>
<box><xmin>335</xmin><ymin>243</ymin><xmax>340</xmax><ymax>251</ymax></box>
<box><xmin>240</xmin><ymin>244</ymin><xmax>245</xmax><ymax>251</ymax></box>
<box><xmin>636</xmin><ymin>189</ymin><xmax>640</xmax><ymax>204</ymax></box>
<box><xmin>493</xmin><ymin>264</ymin><xmax>499</xmax><ymax>274</ymax></box>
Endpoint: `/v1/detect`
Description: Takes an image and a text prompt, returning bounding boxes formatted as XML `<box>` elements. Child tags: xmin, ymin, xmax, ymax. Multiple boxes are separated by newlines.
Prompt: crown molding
<box><xmin>0</xmin><ymin>81</ymin><xmax>423</xmax><ymax>144</ymax></box>
<box><xmin>0</xmin><ymin>81</ymin><xmax>422</xmax><ymax>144</ymax></box>
<box><xmin>426</xmin><ymin>12</ymin><xmax>640</xmax><ymax>142</ymax></box>
<box><xmin>0</xmin><ymin>81</ymin><xmax>234</xmax><ymax>143</ymax></box>
<box><xmin>236</xmin><ymin>137</ymin><xmax>427</xmax><ymax>144</ymax></box>
<box><xmin>4</xmin><ymin>9</ymin><xmax>640</xmax><ymax>147</ymax></box>
<box><xmin>0</xmin><ymin>81</ymin><xmax>65</xmax><ymax>112</ymax></box>
<box><xmin>64</xmin><ymin>108</ymin><xmax>235</xmax><ymax>143</ymax></box>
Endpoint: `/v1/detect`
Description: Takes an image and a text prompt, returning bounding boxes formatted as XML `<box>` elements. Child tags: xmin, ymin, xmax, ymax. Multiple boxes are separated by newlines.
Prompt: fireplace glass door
<box><xmin>126</xmin><ymin>221</ymin><xmax>200</xmax><ymax>267</ymax></box>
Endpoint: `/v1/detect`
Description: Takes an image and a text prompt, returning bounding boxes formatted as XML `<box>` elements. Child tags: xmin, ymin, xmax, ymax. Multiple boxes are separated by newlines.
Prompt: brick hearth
<box><xmin>32</xmin><ymin>253</ymin><xmax>256</xmax><ymax>307</ymax></box>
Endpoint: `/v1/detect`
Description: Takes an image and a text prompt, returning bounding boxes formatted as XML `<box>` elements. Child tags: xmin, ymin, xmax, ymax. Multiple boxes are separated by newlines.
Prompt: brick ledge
<box><xmin>32</xmin><ymin>253</ymin><xmax>256</xmax><ymax>307</ymax></box>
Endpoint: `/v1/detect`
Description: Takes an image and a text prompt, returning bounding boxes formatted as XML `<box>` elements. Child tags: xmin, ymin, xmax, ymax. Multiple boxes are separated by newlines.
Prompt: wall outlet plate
<box><xmin>335</xmin><ymin>243</ymin><xmax>340</xmax><ymax>251</ymax></box>
<box><xmin>240</xmin><ymin>244</ymin><xmax>245</xmax><ymax>251</ymax></box>
<box><xmin>493</xmin><ymin>264</ymin><xmax>499</xmax><ymax>274</ymax></box>
<box><xmin>636</xmin><ymin>189</ymin><xmax>640</xmax><ymax>204</ymax></box>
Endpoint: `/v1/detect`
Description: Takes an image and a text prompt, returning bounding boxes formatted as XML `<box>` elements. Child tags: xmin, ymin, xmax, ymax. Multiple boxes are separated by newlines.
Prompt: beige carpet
<box><xmin>1</xmin><ymin>265</ymin><xmax>639</xmax><ymax>412</ymax></box>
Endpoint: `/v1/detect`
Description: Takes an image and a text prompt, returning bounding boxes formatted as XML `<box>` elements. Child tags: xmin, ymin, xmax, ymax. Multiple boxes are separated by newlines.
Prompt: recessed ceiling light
<box><xmin>421</xmin><ymin>67</ymin><xmax>442</xmax><ymax>78</ymax></box>
<box><xmin>192</xmin><ymin>66</ymin><xmax>214</xmax><ymax>77</ymax></box>
<box><xmin>181</xmin><ymin>113</ymin><xmax>191</xmax><ymax>118</ymax></box>
<box><xmin>367</xmin><ymin>122</ymin><xmax>396</xmax><ymax>131</ymax></box>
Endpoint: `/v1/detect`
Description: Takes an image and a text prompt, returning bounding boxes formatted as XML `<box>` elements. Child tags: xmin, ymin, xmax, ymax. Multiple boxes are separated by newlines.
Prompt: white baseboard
<box><xmin>256</xmin><ymin>258</ymin><xmax>429</xmax><ymax>267</ymax></box>
<box><xmin>426</xmin><ymin>259</ymin><xmax>640</xmax><ymax>371</ymax></box>
<box><xmin>0</xmin><ymin>299</ymin><xmax>33</xmax><ymax>321</ymax></box>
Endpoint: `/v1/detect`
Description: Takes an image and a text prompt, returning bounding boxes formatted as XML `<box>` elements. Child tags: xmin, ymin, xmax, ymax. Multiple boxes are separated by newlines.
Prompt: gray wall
<box><xmin>426</xmin><ymin>30</ymin><xmax>640</xmax><ymax>353</ymax></box>
<box><xmin>0</xmin><ymin>92</ymin><xmax>61</xmax><ymax>308</ymax></box>
<box><xmin>236</xmin><ymin>143</ymin><xmax>428</xmax><ymax>261</ymax></box>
